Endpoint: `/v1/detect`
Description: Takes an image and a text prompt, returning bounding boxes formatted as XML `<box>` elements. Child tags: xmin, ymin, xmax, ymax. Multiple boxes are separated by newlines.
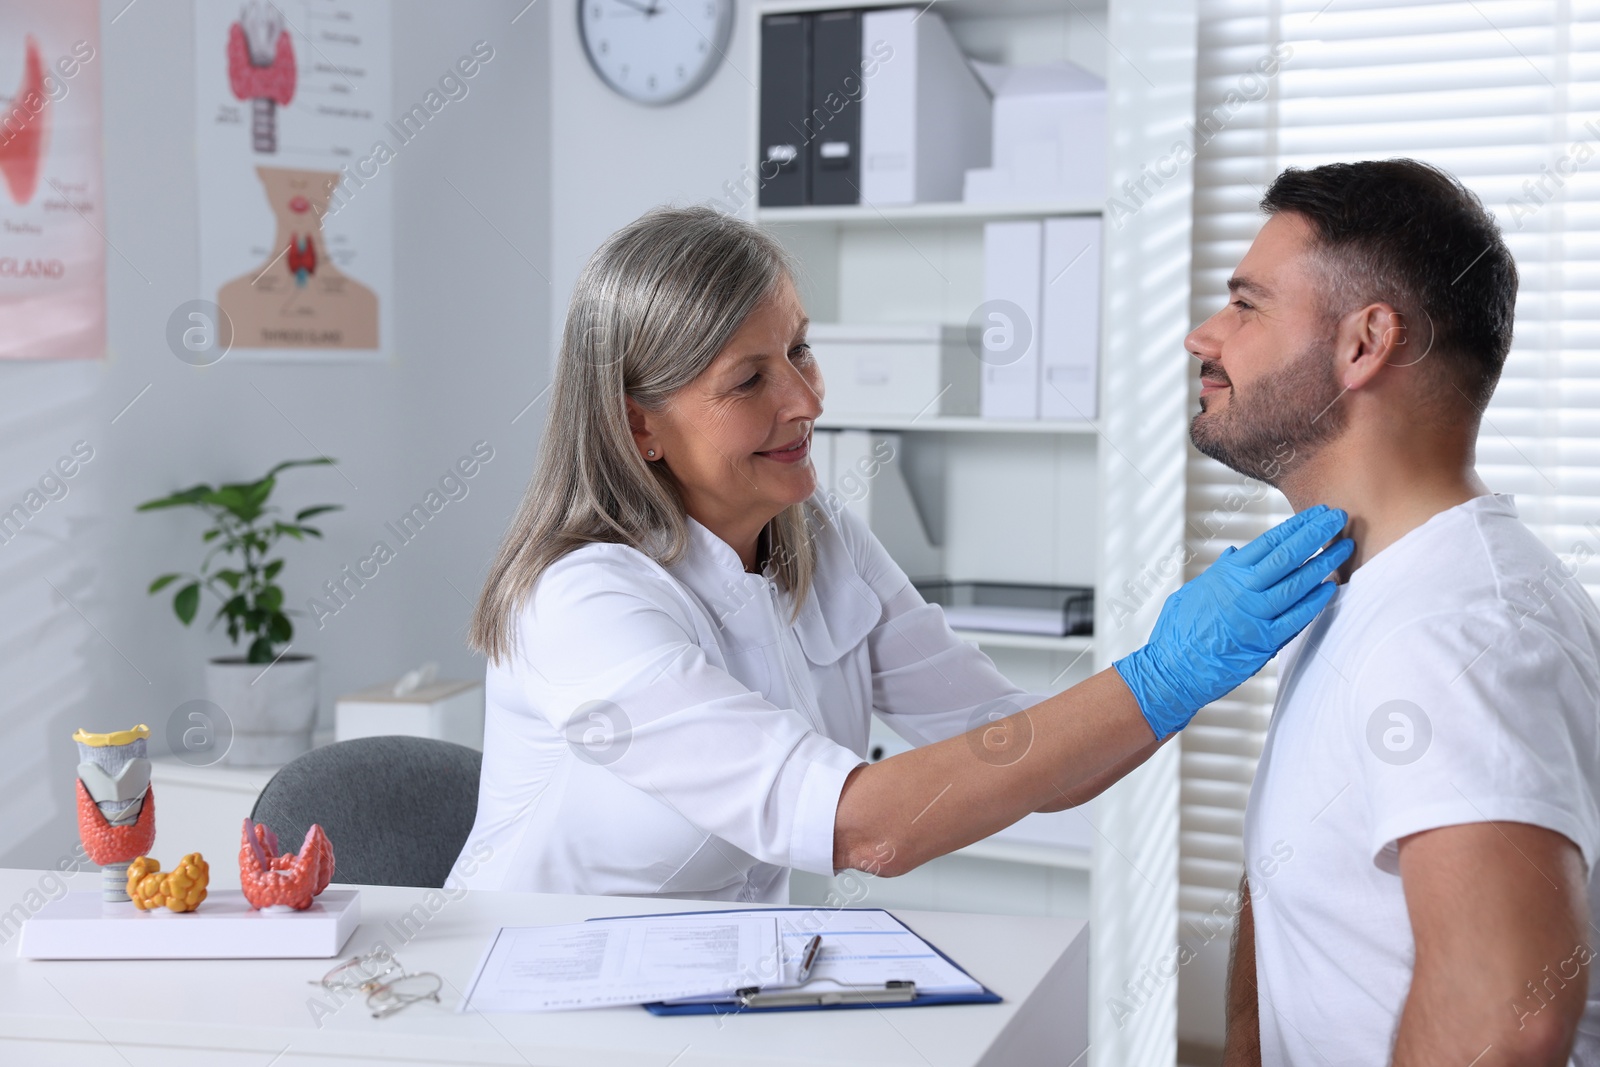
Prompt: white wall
<box><xmin>549</xmin><ymin>0</ymin><xmax>756</xmax><ymax>339</ymax></box>
<box><xmin>0</xmin><ymin>0</ymin><xmax>551</xmax><ymax>870</ymax></box>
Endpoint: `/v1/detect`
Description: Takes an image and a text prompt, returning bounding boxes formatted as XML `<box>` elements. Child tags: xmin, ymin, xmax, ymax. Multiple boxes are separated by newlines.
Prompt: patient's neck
<box><xmin>1279</xmin><ymin>418</ymin><xmax>1488</xmax><ymax>581</ymax></box>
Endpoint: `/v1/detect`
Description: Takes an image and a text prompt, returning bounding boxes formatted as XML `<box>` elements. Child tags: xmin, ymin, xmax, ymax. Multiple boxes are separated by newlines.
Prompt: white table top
<box><xmin>0</xmin><ymin>868</ymin><xmax>1089</xmax><ymax>1067</ymax></box>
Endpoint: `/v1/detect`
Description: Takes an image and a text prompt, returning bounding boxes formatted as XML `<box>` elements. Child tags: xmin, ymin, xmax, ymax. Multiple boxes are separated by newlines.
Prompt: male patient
<box><xmin>1193</xmin><ymin>159</ymin><xmax>1600</xmax><ymax>1065</ymax></box>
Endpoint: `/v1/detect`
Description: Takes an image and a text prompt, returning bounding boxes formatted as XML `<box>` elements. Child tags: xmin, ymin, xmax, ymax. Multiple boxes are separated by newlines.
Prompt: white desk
<box><xmin>0</xmin><ymin>868</ymin><xmax>1089</xmax><ymax>1066</ymax></box>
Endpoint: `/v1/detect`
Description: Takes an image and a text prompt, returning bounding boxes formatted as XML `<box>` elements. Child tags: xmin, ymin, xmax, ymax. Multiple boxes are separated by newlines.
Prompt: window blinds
<box><xmin>1183</xmin><ymin>0</ymin><xmax>1598</xmax><ymax>923</ymax></box>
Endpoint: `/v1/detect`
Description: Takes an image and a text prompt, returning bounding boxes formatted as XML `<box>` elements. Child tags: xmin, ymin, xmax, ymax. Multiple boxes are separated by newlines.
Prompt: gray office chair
<box><xmin>250</xmin><ymin>735</ymin><xmax>482</xmax><ymax>888</ymax></box>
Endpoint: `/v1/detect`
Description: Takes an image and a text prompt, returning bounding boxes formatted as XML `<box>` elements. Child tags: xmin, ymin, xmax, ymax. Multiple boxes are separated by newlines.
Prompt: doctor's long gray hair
<box><xmin>469</xmin><ymin>205</ymin><xmax>818</xmax><ymax>665</ymax></box>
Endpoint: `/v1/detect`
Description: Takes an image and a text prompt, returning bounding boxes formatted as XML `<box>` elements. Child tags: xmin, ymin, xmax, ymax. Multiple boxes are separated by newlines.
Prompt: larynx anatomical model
<box><xmin>227</xmin><ymin>1</ymin><xmax>296</xmax><ymax>153</ymax></box>
<box><xmin>74</xmin><ymin>724</ymin><xmax>157</xmax><ymax>903</ymax></box>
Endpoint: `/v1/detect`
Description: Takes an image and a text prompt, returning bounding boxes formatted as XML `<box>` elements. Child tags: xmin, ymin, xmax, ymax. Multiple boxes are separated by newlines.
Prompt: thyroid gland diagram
<box><xmin>0</xmin><ymin>36</ymin><xmax>49</xmax><ymax>205</ymax></box>
<box><xmin>218</xmin><ymin>166</ymin><xmax>379</xmax><ymax>349</ymax></box>
<box><xmin>227</xmin><ymin>1</ymin><xmax>296</xmax><ymax>154</ymax></box>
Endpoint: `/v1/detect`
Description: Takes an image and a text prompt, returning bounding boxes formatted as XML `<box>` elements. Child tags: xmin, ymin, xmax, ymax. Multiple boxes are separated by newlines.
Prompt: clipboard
<box><xmin>584</xmin><ymin>906</ymin><xmax>1002</xmax><ymax>1015</ymax></box>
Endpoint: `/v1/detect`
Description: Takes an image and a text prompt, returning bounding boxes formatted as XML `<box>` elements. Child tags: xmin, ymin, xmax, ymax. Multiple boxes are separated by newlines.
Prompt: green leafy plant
<box><xmin>138</xmin><ymin>458</ymin><xmax>341</xmax><ymax>664</ymax></box>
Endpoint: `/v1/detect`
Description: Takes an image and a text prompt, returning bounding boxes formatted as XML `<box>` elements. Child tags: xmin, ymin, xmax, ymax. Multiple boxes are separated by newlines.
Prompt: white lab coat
<box><xmin>455</xmin><ymin>490</ymin><xmax>1038</xmax><ymax>903</ymax></box>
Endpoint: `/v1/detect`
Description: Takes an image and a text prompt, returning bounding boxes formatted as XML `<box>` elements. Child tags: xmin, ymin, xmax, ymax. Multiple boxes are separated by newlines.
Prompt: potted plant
<box><xmin>138</xmin><ymin>458</ymin><xmax>341</xmax><ymax>766</ymax></box>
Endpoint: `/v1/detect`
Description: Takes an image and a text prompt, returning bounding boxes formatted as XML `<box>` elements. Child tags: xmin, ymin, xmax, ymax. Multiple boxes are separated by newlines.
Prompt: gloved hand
<box><xmin>1114</xmin><ymin>505</ymin><xmax>1354</xmax><ymax>739</ymax></box>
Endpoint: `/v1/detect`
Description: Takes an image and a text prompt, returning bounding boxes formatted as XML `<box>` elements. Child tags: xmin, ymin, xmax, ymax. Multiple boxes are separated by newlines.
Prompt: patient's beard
<box><xmin>1189</xmin><ymin>336</ymin><xmax>1347</xmax><ymax>487</ymax></box>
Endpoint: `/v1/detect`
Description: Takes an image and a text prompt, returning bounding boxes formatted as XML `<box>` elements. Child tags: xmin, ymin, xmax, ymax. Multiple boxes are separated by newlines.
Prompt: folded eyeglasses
<box><xmin>311</xmin><ymin>948</ymin><xmax>443</xmax><ymax>1020</ymax></box>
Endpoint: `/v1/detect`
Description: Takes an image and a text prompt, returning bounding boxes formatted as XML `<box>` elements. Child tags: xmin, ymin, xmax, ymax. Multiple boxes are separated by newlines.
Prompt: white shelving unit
<box><xmin>751</xmin><ymin>0</ymin><xmax>1105</xmax><ymax>842</ymax></box>
<box><xmin>952</xmin><ymin>629</ymin><xmax>1093</xmax><ymax>654</ymax></box>
<box><xmin>958</xmin><ymin>836</ymin><xmax>1094</xmax><ymax>871</ymax></box>
<box><xmin>753</xmin><ymin>2</ymin><xmax>1196</xmax><ymax>1063</ymax></box>
<box><xmin>758</xmin><ymin>200</ymin><xmax>1101</xmax><ymax>225</ymax></box>
<box><xmin>815</xmin><ymin>413</ymin><xmax>1097</xmax><ymax>434</ymax></box>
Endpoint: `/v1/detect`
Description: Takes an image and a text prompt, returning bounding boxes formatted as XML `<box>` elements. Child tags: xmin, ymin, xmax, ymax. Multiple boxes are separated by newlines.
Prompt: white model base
<box><xmin>16</xmin><ymin>888</ymin><xmax>360</xmax><ymax>959</ymax></box>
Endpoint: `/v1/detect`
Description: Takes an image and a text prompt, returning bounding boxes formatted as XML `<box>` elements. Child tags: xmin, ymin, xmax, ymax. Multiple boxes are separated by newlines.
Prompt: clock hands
<box><xmin>612</xmin><ymin>0</ymin><xmax>660</xmax><ymax>15</ymax></box>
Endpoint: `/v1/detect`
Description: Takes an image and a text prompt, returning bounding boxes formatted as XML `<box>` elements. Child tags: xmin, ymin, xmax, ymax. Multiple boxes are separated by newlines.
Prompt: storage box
<box><xmin>963</xmin><ymin>60</ymin><xmax>1107</xmax><ymax>205</ymax></box>
<box><xmin>335</xmin><ymin>678</ymin><xmax>484</xmax><ymax>749</ymax></box>
<box><xmin>808</xmin><ymin>323</ymin><xmax>980</xmax><ymax>419</ymax></box>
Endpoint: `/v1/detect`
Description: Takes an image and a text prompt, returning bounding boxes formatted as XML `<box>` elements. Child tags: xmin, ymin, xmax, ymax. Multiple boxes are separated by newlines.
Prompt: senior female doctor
<box><xmin>456</xmin><ymin>205</ymin><xmax>1350</xmax><ymax>902</ymax></box>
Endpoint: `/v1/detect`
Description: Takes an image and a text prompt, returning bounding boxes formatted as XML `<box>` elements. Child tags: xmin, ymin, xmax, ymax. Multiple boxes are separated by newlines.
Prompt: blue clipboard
<box><xmin>583</xmin><ymin>906</ymin><xmax>1002</xmax><ymax>1015</ymax></box>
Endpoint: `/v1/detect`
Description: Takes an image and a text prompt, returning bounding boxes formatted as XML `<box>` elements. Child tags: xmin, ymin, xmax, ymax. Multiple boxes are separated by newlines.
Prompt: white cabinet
<box><xmin>147</xmin><ymin>758</ymin><xmax>280</xmax><ymax>891</ymax></box>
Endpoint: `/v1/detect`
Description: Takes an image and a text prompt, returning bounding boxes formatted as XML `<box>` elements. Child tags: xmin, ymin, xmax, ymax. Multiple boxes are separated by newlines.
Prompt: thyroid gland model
<box><xmin>217</xmin><ymin>166</ymin><xmax>379</xmax><ymax>350</ymax></box>
<box><xmin>74</xmin><ymin>725</ymin><xmax>157</xmax><ymax>903</ymax></box>
<box><xmin>239</xmin><ymin>819</ymin><xmax>335</xmax><ymax>911</ymax></box>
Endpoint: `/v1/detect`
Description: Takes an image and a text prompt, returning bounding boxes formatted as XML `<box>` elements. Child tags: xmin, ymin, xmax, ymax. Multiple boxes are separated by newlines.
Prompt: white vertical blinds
<box><xmin>1183</xmin><ymin>0</ymin><xmax>1600</xmax><ymax>924</ymax></box>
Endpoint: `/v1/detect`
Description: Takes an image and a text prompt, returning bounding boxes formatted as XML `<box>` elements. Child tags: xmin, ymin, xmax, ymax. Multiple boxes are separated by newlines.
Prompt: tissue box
<box><xmin>808</xmin><ymin>323</ymin><xmax>980</xmax><ymax>419</ymax></box>
<box><xmin>335</xmin><ymin>679</ymin><xmax>485</xmax><ymax>749</ymax></box>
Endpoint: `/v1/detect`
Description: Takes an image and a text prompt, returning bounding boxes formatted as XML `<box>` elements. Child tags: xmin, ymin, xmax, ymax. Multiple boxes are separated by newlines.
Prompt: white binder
<box><xmin>979</xmin><ymin>219</ymin><xmax>1043</xmax><ymax>419</ymax></box>
<box><xmin>859</xmin><ymin>7</ymin><xmax>991</xmax><ymax>205</ymax></box>
<box><xmin>1039</xmin><ymin>216</ymin><xmax>1102</xmax><ymax>420</ymax></box>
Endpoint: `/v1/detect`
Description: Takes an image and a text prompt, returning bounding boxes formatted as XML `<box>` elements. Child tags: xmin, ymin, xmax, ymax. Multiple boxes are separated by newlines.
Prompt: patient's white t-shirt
<box><xmin>1244</xmin><ymin>494</ymin><xmax>1600</xmax><ymax>1065</ymax></box>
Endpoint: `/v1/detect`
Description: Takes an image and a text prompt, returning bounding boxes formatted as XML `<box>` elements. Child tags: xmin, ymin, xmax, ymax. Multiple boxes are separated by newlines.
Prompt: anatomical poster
<box><xmin>195</xmin><ymin>0</ymin><xmax>391</xmax><ymax>361</ymax></box>
<box><xmin>0</xmin><ymin>0</ymin><xmax>104</xmax><ymax>361</ymax></box>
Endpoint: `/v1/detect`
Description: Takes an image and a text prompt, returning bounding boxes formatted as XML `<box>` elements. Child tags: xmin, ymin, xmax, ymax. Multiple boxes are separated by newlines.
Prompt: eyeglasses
<box><xmin>311</xmin><ymin>948</ymin><xmax>444</xmax><ymax>1019</ymax></box>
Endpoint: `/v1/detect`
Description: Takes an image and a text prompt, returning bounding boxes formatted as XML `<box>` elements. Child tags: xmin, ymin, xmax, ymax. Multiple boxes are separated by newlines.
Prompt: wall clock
<box><xmin>578</xmin><ymin>0</ymin><xmax>735</xmax><ymax>106</ymax></box>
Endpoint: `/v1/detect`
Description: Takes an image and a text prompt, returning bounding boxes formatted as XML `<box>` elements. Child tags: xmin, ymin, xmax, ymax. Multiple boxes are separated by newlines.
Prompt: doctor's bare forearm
<box><xmin>1223</xmin><ymin>875</ymin><xmax>1261</xmax><ymax>1067</ymax></box>
<box><xmin>832</xmin><ymin>667</ymin><xmax>1154</xmax><ymax>876</ymax></box>
<box><xmin>1035</xmin><ymin>736</ymin><xmax>1166</xmax><ymax>811</ymax></box>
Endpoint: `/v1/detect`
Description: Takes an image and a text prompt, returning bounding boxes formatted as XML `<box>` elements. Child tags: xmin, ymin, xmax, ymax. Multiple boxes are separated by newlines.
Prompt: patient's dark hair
<box><xmin>1261</xmin><ymin>159</ymin><xmax>1518</xmax><ymax>412</ymax></box>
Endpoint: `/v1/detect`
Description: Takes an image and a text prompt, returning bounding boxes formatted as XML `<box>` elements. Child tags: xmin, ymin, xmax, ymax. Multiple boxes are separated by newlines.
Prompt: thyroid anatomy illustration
<box><xmin>286</xmin><ymin>231</ymin><xmax>315</xmax><ymax>285</ymax></box>
<box><xmin>0</xmin><ymin>35</ymin><xmax>49</xmax><ymax>204</ymax></box>
<box><xmin>227</xmin><ymin>1</ymin><xmax>296</xmax><ymax>153</ymax></box>
<box><xmin>217</xmin><ymin>166</ymin><xmax>379</xmax><ymax>349</ymax></box>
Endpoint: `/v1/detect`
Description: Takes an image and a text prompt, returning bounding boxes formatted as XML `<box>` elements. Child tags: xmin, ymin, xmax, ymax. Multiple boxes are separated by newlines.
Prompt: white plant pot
<box><xmin>205</xmin><ymin>655</ymin><xmax>318</xmax><ymax>766</ymax></box>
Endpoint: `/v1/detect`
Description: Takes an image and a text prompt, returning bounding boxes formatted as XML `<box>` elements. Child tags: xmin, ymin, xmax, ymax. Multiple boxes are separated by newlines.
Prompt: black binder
<box><xmin>758</xmin><ymin>14</ymin><xmax>811</xmax><ymax>207</ymax></box>
<box><xmin>808</xmin><ymin>9</ymin><xmax>861</xmax><ymax>206</ymax></box>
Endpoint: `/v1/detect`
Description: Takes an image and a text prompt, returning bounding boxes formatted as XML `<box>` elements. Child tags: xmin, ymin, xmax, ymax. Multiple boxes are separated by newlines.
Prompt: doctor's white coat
<box><xmin>455</xmin><ymin>491</ymin><xmax>1038</xmax><ymax>903</ymax></box>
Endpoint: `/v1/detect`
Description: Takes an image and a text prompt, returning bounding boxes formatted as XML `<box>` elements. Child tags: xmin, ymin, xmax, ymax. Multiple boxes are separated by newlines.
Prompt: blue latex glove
<box><xmin>1114</xmin><ymin>505</ymin><xmax>1354</xmax><ymax>738</ymax></box>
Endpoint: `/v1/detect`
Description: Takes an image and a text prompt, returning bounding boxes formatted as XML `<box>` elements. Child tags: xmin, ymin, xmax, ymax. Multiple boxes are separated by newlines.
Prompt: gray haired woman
<box><xmin>457</xmin><ymin>204</ymin><xmax>1351</xmax><ymax>900</ymax></box>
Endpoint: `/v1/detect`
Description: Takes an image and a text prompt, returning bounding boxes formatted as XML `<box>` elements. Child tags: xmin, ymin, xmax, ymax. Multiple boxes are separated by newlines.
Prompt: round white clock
<box><xmin>578</xmin><ymin>0</ymin><xmax>734</xmax><ymax>106</ymax></box>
